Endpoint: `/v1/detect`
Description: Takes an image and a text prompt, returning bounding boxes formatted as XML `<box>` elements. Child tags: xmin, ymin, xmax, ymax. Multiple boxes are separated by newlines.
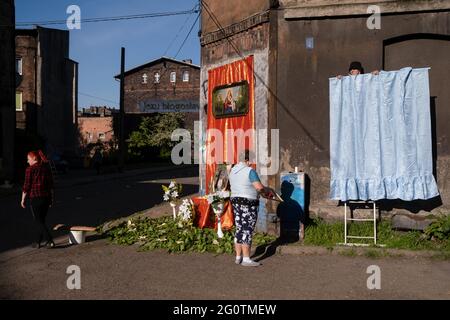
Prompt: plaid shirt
<box><xmin>23</xmin><ymin>163</ymin><xmax>54</xmax><ymax>199</ymax></box>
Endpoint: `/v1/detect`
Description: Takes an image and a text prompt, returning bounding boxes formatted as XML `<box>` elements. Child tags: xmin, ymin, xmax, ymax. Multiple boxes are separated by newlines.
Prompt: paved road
<box><xmin>0</xmin><ymin>166</ymin><xmax>199</xmax><ymax>252</ymax></box>
<box><xmin>1</xmin><ymin>239</ymin><xmax>449</xmax><ymax>299</ymax></box>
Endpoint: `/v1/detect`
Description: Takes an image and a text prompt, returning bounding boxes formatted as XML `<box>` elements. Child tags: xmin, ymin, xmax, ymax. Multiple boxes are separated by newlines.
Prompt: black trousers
<box><xmin>30</xmin><ymin>197</ymin><xmax>53</xmax><ymax>244</ymax></box>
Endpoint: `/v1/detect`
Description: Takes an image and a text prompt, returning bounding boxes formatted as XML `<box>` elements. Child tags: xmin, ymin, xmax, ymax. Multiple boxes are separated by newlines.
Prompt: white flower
<box><xmin>163</xmin><ymin>194</ymin><xmax>169</xmax><ymax>201</ymax></box>
<box><xmin>127</xmin><ymin>219</ymin><xmax>135</xmax><ymax>229</ymax></box>
<box><xmin>206</xmin><ymin>194</ymin><xmax>215</xmax><ymax>204</ymax></box>
<box><xmin>177</xmin><ymin>198</ymin><xmax>194</xmax><ymax>222</ymax></box>
<box><xmin>169</xmin><ymin>181</ymin><xmax>175</xmax><ymax>188</ymax></box>
<box><xmin>172</xmin><ymin>191</ymin><xmax>179</xmax><ymax>198</ymax></box>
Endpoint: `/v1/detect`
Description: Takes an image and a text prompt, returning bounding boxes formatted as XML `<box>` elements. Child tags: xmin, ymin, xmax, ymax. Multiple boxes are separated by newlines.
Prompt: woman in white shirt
<box><xmin>229</xmin><ymin>150</ymin><xmax>273</xmax><ymax>267</ymax></box>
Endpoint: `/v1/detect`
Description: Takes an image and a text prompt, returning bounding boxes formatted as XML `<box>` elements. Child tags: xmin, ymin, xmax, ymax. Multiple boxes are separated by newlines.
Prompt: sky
<box><xmin>15</xmin><ymin>0</ymin><xmax>201</xmax><ymax>109</ymax></box>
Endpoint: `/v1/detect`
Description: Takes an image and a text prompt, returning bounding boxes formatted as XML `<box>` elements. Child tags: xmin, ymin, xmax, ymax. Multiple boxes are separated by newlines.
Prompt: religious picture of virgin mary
<box><xmin>212</xmin><ymin>81</ymin><xmax>249</xmax><ymax>118</ymax></box>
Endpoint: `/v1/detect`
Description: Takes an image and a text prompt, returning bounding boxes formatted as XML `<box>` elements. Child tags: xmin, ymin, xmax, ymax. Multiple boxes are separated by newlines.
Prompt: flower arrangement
<box><xmin>177</xmin><ymin>198</ymin><xmax>195</xmax><ymax>223</ymax></box>
<box><xmin>162</xmin><ymin>180</ymin><xmax>182</xmax><ymax>219</ymax></box>
<box><xmin>206</xmin><ymin>190</ymin><xmax>230</xmax><ymax>213</ymax></box>
<box><xmin>206</xmin><ymin>190</ymin><xmax>230</xmax><ymax>238</ymax></box>
<box><xmin>162</xmin><ymin>180</ymin><xmax>182</xmax><ymax>203</ymax></box>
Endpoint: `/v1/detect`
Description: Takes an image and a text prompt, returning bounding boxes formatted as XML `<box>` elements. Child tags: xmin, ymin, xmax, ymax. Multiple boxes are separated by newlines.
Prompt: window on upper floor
<box><xmin>170</xmin><ymin>71</ymin><xmax>176</xmax><ymax>83</ymax></box>
<box><xmin>182</xmin><ymin>71</ymin><xmax>189</xmax><ymax>82</ymax></box>
<box><xmin>15</xmin><ymin>92</ymin><xmax>23</xmax><ymax>111</ymax></box>
<box><xmin>142</xmin><ymin>73</ymin><xmax>148</xmax><ymax>84</ymax></box>
<box><xmin>16</xmin><ymin>58</ymin><xmax>22</xmax><ymax>75</ymax></box>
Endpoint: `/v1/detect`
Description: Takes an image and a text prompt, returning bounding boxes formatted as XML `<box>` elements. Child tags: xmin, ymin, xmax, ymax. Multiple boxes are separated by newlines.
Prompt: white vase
<box><xmin>170</xmin><ymin>202</ymin><xmax>177</xmax><ymax>219</ymax></box>
<box><xmin>213</xmin><ymin>202</ymin><xmax>224</xmax><ymax>238</ymax></box>
<box><xmin>217</xmin><ymin>218</ymin><xmax>224</xmax><ymax>238</ymax></box>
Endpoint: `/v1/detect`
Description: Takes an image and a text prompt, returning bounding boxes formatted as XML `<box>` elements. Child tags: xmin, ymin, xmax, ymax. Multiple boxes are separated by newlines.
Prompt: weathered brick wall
<box><xmin>123</xmin><ymin>60</ymin><xmax>200</xmax><ymax>135</ymax></box>
<box><xmin>15</xmin><ymin>34</ymin><xmax>37</xmax><ymax>131</ymax></box>
<box><xmin>78</xmin><ymin>117</ymin><xmax>114</xmax><ymax>145</ymax></box>
<box><xmin>0</xmin><ymin>0</ymin><xmax>15</xmax><ymax>181</ymax></box>
<box><xmin>275</xmin><ymin>9</ymin><xmax>450</xmax><ymax>218</ymax></box>
<box><xmin>201</xmin><ymin>0</ymin><xmax>272</xmax><ymax>35</ymax></box>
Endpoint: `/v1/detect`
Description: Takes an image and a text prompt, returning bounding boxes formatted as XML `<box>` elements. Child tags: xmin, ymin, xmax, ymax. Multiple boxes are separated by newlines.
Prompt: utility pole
<box><xmin>118</xmin><ymin>47</ymin><xmax>125</xmax><ymax>172</ymax></box>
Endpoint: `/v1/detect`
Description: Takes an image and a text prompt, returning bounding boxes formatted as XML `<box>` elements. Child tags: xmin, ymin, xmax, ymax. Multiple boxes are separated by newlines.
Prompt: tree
<box><xmin>127</xmin><ymin>113</ymin><xmax>185</xmax><ymax>158</ymax></box>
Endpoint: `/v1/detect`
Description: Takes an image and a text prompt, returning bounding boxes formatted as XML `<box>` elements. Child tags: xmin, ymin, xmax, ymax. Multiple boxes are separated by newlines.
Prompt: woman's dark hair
<box><xmin>348</xmin><ymin>61</ymin><xmax>364</xmax><ymax>73</ymax></box>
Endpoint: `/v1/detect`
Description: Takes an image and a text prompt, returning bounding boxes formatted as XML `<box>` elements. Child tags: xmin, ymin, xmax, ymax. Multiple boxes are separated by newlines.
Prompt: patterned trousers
<box><xmin>230</xmin><ymin>197</ymin><xmax>259</xmax><ymax>246</ymax></box>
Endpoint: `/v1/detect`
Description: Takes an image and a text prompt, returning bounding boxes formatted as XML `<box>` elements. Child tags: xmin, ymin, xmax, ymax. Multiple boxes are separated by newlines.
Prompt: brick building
<box><xmin>0</xmin><ymin>0</ymin><xmax>15</xmax><ymax>183</ymax></box>
<box><xmin>78</xmin><ymin>106</ymin><xmax>118</xmax><ymax>148</ymax></box>
<box><xmin>15</xmin><ymin>26</ymin><xmax>78</xmax><ymax>162</ymax></box>
<box><xmin>200</xmin><ymin>0</ymin><xmax>450</xmax><ymax>232</ymax></box>
<box><xmin>115</xmin><ymin>56</ymin><xmax>200</xmax><ymax>140</ymax></box>
<box><xmin>78</xmin><ymin>117</ymin><xmax>115</xmax><ymax>146</ymax></box>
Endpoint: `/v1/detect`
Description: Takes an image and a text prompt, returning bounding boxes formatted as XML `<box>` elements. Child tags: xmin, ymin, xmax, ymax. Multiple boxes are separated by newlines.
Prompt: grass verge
<box><xmin>103</xmin><ymin>216</ymin><xmax>276</xmax><ymax>254</ymax></box>
<box><xmin>302</xmin><ymin>217</ymin><xmax>450</xmax><ymax>256</ymax></box>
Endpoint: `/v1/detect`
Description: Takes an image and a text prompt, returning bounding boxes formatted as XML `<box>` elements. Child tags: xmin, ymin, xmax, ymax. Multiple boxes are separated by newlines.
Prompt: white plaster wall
<box><xmin>199</xmin><ymin>48</ymin><xmax>270</xmax><ymax>232</ymax></box>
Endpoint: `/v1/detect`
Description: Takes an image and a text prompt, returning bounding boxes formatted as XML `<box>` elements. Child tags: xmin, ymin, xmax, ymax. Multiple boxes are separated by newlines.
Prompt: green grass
<box><xmin>103</xmin><ymin>214</ymin><xmax>450</xmax><ymax>257</ymax></box>
<box><xmin>104</xmin><ymin>216</ymin><xmax>276</xmax><ymax>254</ymax></box>
<box><xmin>303</xmin><ymin>217</ymin><xmax>450</xmax><ymax>253</ymax></box>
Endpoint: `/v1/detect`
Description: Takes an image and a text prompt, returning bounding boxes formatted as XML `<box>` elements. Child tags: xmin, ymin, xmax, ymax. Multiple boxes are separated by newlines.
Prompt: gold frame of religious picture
<box><xmin>212</xmin><ymin>80</ymin><xmax>249</xmax><ymax>119</ymax></box>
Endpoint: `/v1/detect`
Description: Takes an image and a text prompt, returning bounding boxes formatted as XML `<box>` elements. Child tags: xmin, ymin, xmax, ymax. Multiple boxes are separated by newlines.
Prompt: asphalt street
<box><xmin>1</xmin><ymin>239</ymin><xmax>449</xmax><ymax>299</ymax></box>
<box><xmin>1</xmin><ymin>165</ymin><xmax>449</xmax><ymax>300</ymax></box>
<box><xmin>0</xmin><ymin>166</ymin><xmax>199</xmax><ymax>252</ymax></box>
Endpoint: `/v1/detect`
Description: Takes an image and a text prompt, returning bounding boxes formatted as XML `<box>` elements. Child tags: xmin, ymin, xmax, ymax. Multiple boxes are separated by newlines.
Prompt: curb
<box><xmin>276</xmin><ymin>244</ymin><xmax>445</xmax><ymax>259</ymax></box>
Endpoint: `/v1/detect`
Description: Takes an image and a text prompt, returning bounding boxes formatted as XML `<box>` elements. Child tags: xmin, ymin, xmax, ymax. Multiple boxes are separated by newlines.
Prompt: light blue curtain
<box><xmin>329</xmin><ymin>67</ymin><xmax>439</xmax><ymax>201</ymax></box>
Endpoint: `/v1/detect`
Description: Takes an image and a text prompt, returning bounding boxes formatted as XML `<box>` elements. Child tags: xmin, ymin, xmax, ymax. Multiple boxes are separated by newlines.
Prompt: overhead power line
<box><xmin>200</xmin><ymin>0</ymin><xmax>325</xmax><ymax>151</ymax></box>
<box><xmin>174</xmin><ymin>12</ymin><xmax>200</xmax><ymax>59</ymax></box>
<box><xmin>79</xmin><ymin>91</ymin><xmax>119</xmax><ymax>106</ymax></box>
<box><xmin>163</xmin><ymin>4</ymin><xmax>198</xmax><ymax>57</ymax></box>
<box><xmin>14</xmin><ymin>9</ymin><xmax>199</xmax><ymax>27</ymax></box>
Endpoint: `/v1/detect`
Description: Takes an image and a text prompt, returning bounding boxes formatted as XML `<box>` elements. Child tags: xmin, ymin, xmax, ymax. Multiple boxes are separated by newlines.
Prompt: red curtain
<box><xmin>206</xmin><ymin>56</ymin><xmax>255</xmax><ymax>193</ymax></box>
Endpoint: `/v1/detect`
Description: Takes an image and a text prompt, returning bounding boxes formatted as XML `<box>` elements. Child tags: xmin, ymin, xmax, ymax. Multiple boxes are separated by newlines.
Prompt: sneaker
<box><xmin>44</xmin><ymin>241</ymin><xmax>55</xmax><ymax>249</ymax></box>
<box><xmin>241</xmin><ymin>260</ymin><xmax>261</xmax><ymax>267</ymax></box>
<box><xmin>235</xmin><ymin>257</ymin><xmax>242</xmax><ymax>265</ymax></box>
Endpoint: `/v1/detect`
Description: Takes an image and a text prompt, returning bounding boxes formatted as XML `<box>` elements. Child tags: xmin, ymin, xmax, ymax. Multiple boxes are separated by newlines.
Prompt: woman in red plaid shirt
<box><xmin>21</xmin><ymin>150</ymin><xmax>55</xmax><ymax>248</ymax></box>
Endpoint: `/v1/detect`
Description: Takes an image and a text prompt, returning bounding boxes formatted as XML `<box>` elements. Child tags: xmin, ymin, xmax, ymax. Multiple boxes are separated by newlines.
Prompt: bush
<box><xmin>424</xmin><ymin>215</ymin><xmax>450</xmax><ymax>241</ymax></box>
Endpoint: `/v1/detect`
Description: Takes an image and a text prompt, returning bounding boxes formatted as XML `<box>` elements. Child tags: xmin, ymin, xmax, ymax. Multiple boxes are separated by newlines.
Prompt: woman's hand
<box><xmin>21</xmin><ymin>192</ymin><xmax>27</xmax><ymax>209</ymax></box>
<box><xmin>263</xmin><ymin>187</ymin><xmax>275</xmax><ymax>199</ymax></box>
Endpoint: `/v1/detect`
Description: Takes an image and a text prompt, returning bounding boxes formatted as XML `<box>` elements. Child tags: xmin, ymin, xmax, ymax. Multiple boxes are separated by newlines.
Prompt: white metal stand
<box><xmin>339</xmin><ymin>200</ymin><xmax>384</xmax><ymax>247</ymax></box>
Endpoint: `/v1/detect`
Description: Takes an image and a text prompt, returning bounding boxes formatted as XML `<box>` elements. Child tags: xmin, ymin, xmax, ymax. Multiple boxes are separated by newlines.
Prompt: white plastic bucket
<box><xmin>69</xmin><ymin>230</ymin><xmax>86</xmax><ymax>244</ymax></box>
